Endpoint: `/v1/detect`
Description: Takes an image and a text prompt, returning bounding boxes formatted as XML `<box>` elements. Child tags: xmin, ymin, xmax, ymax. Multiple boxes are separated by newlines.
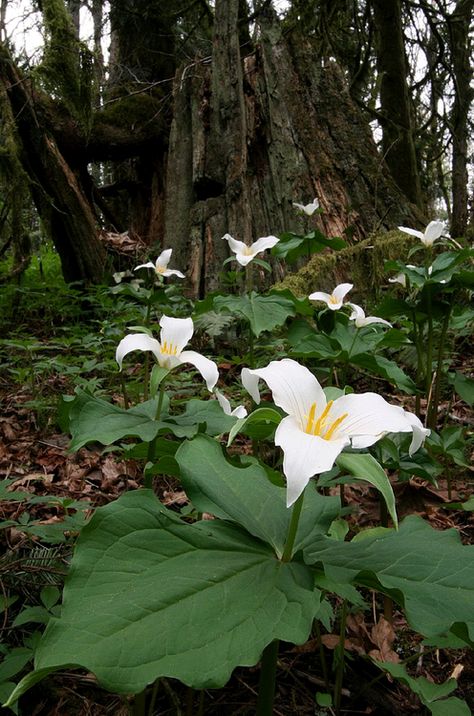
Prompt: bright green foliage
<box><xmin>214</xmin><ymin>291</ymin><xmax>296</xmax><ymax>337</ymax></box>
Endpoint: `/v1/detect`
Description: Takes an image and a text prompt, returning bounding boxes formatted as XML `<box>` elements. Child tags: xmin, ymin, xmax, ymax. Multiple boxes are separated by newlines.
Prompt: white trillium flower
<box><xmin>241</xmin><ymin>358</ymin><xmax>426</xmax><ymax>507</ymax></box>
<box><xmin>215</xmin><ymin>390</ymin><xmax>248</xmax><ymax>419</ymax></box>
<box><xmin>348</xmin><ymin>303</ymin><xmax>392</xmax><ymax>328</ymax></box>
<box><xmin>388</xmin><ymin>273</ymin><xmax>407</xmax><ymax>287</ymax></box>
<box><xmin>221</xmin><ymin>233</ymin><xmax>280</xmax><ymax>267</ymax></box>
<box><xmin>116</xmin><ymin>315</ymin><xmax>218</xmax><ymax>391</ymax></box>
<box><xmin>308</xmin><ymin>283</ymin><xmax>353</xmax><ymax>310</ymax></box>
<box><xmin>135</xmin><ymin>249</ymin><xmax>185</xmax><ymax>278</ymax></box>
<box><xmin>293</xmin><ymin>198</ymin><xmax>320</xmax><ymax>216</ymax></box>
<box><xmin>398</xmin><ymin>220</ymin><xmax>446</xmax><ymax>248</ymax></box>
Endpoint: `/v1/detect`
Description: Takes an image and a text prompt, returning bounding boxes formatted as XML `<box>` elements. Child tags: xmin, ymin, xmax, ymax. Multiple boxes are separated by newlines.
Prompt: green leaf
<box><xmin>170</xmin><ymin>399</ymin><xmax>238</xmax><ymax>437</ymax></box>
<box><xmin>287</xmin><ymin>320</ymin><xmax>338</xmax><ymax>358</ymax></box>
<box><xmin>450</xmin><ymin>371</ymin><xmax>474</xmax><ymax>406</ymax></box>
<box><xmin>374</xmin><ymin>661</ymin><xmax>470</xmax><ymax>715</ymax></box>
<box><xmin>69</xmin><ymin>391</ymin><xmax>165</xmax><ymax>449</ymax></box>
<box><xmin>12</xmin><ymin>607</ymin><xmax>51</xmax><ymax>627</ymax></box>
<box><xmin>176</xmin><ymin>436</ymin><xmax>340</xmax><ymax>558</ymax></box>
<box><xmin>227</xmin><ymin>407</ymin><xmax>282</xmax><ymax>446</ymax></box>
<box><xmin>214</xmin><ymin>292</ymin><xmax>295</xmax><ymax>337</ymax></box>
<box><xmin>336</xmin><ymin>453</ymin><xmax>398</xmax><ymax>528</ymax></box>
<box><xmin>0</xmin><ymin>648</ymin><xmax>32</xmax><ymax>682</ymax></box>
<box><xmin>33</xmin><ymin>491</ymin><xmax>320</xmax><ymax>693</ymax></box>
<box><xmin>350</xmin><ymin>353</ymin><xmax>417</xmax><ymax>394</ymax></box>
<box><xmin>305</xmin><ymin>515</ymin><xmax>474</xmax><ymax>642</ymax></box>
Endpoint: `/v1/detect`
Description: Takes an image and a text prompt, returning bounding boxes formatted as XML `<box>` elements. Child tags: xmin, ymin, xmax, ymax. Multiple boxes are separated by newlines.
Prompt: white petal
<box><xmin>115</xmin><ymin>334</ymin><xmax>161</xmax><ymax>369</ymax></box>
<box><xmin>398</xmin><ymin>226</ymin><xmax>424</xmax><ymax>240</ymax></box>
<box><xmin>250</xmin><ymin>235</ymin><xmax>280</xmax><ymax>254</ymax></box>
<box><xmin>216</xmin><ymin>390</ymin><xmax>247</xmax><ymax>418</ymax></box>
<box><xmin>292</xmin><ymin>202</ymin><xmax>305</xmax><ymax>211</ymax></box>
<box><xmin>361</xmin><ymin>316</ymin><xmax>392</xmax><ymax>327</ymax></box>
<box><xmin>332</xmin><ymin>283</ymin><xmax>353</xmax><ymax>302</ymax></box>
<box><xmin>308</xmin><ymin>291</ymin><xmax>332</xmax><ymax>305</ymax></box>
<box><xmin>234</xmin><ymin>252</ymin><xmax>255</xmax><ymax>266</ymax></box>
<box><xmin>276</xmin><ymin>416</ymin><xmax>348</xmax><ymax>506</ymax></box>
<box><xmin>388</xmin><ymin>273</ymin><xmax>406</xmax><ymax>287</ymax></box>
<box><xmin>329</xmin><ymin>393</ymin><xmax>413</xmax><ymax>444</ymax></box>
<box><xmin>222</xmin><ymin>234</ymin><xmax>248</xmax><ymax>256</ymax></box>
<box><xmin>423</xmin><ymin>220</ymin><xmax>445</xmax><ymax>246</ymax></box>
<box><xmin>156</xmin><ymin>249</ymin><xmax>172</xmax><ymax>269</ymax></box>
<box><xmin>403</xmin><ymin>411</ymin><xmax>430</xmax><ymax>455</ymax></box>
<box><xmin>215</xmin><ymin>390</ymin><xmax>232</xmax><ymax>415</ymax></box>
<box><xmin>162</xmin><ymin>268</ymin><xmax>185</xmax><ymax>278</ymax></box>
<box><xmin>159</xmin><ymin>315</ymin><xmax>193</xmax><ymax>355</ymax></box>
<box><xmin>178</xmin><ymin>350</ymin><xmax>219</xmax><ymax>391</ymax></box>
<box><xmin>241</xmin><ymin>359</ymin><xmax>325</xmax><ymax>426</ymax></box>
<box><xmin>348</xmin><ymin>303</ymin><xmax>365</xmax><ymax>321</ymax></box>
<box><xmin>134</xmin><ymin>261</ymin><xmax>155</xmax><ymax>271</ymax></box>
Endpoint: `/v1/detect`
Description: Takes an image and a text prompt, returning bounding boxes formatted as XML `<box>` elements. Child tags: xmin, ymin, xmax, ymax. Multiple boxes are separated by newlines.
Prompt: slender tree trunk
<box><xmin>447</xmin><ymin>0</ymin><xmax>474</xmax><ymax>238</ymax></box>
<box><xmin>372</xmin><ymin>0</ymin><xmax>423</xmax><ymax>208</ymax></box>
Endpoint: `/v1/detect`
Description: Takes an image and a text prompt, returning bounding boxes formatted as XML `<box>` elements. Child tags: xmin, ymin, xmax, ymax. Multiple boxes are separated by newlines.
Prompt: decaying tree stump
<box><xmin>163</xmin><ymin>0</ymin><xmax>421</xmax><ymax>297</ymax></box>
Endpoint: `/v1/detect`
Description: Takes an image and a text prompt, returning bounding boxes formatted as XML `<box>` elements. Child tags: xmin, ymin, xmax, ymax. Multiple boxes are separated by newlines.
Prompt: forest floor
<box><xmin>1</xmin><ymin>364</ymin><xmax>473</xmax><ymax>716</ymax></box>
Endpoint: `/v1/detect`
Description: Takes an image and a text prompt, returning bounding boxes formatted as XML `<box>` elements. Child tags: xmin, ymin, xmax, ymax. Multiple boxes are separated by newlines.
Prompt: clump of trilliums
<box><xmin>308</xmin><ymin>282</ymin><xmax>391</xmax><ymax>327</ymax></box>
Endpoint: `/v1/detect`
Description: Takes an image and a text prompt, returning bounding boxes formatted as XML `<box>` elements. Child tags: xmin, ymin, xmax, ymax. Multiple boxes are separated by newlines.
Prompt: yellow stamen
<box><xmin>156</xmin><ymin>265</ymin><xmax>165</xmax><ymax>275</ymax></box>
<box><xmin>304</xmin><ymin>402</ymin><xmax>317</xmax><ymax>434</ymax></box>
<box><xmin>324</xmin><ymin>413</ymin><xmax>348</xmax><ymax>440</ymax></box>
<box><xmin>160</xmin><ymin>341</ymin><xmax>178</xmax><ymax>356</ymax></box>
<box><xmin>328</xmin><ymin>294</ymin><xmax>338</xmax><ymax>305</ymax></box>
<box><xmin>313</xmin><ymin>400</ymin><xmax>333</xmax><ymax>435</ymax></box>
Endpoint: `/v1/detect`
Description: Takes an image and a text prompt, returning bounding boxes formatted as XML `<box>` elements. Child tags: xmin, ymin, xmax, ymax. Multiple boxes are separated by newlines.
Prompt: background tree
<box><xmin>0</xmin><ymin>0</ymin><xmax>472</xmax><ymax>289</ymax></box>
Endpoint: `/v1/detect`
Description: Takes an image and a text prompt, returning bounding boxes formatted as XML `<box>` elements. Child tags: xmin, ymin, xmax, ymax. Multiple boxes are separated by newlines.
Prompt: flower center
<box><xmin>160</xmin><ymin>341</ymin><xmax>178</xmax><ymax>356</ymax></box>
<box><xmin>155</xmin><ymin>265</ymin><xmax>166</xmax><ymax>275</ymax></box>
<box><xmin>328</xmin><ymin>294</ymin><xmax>339</xmax><ymax>305</ymax></box>
<box><xmin>304</xmin><ymin>401</ymin><xmax>348</xmax><ymax>440</ymax></box>
<box><xmin>242</xmin><ymin>246</ymin><xmax>254</xmax><ymax>256</ymax></box>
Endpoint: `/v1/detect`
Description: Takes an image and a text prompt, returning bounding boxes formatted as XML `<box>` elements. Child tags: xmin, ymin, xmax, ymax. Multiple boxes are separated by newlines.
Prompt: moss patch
<box><xmin>274</xmin><ymin>229</ymin><xmax>415</xmax><ymax>301</ymax></box>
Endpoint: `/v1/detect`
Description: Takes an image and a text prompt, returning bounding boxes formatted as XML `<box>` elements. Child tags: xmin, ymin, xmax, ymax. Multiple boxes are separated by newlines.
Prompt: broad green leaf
<box><xmin>34</xmin><ymin>491</ymin><xmax>320</xmax><ymax>693</ymax></box>
<box><xmin>304</xmin><ymin>515</ymin><xmax>474</xmax><ymax>642</ymax></box>
<box><xmin>336</xmin><ymin>453</ymin><xmax>398</xmax><ymax>528</ymax></box>
<box><xmin>227</xmin><ymin>406</ymin><xmax>281</xmax><ymax>446</ymax></box>
<box><xmin>450</xmin><ymin>371</ymin><xmax>474</xmax><ymax>406</ymax></box>
<box><xmin>350</xmin><ymin>353</ymin><xmax>417</xmax><ymax>394</ymax></box>
<box><xmin>68</xmin><ymin>391</ymin><xmax>165</xmax><ymax>449</ymax></box>
<box><xmin>287</xmin><ymin>319</ymin><xmax>338</xmax><ymax>358</ymax></box>
<box><xmin>170</xmin><ymin>398</ymin><xmax>238</xmax><ymax>437</ymax></box>
<box><xmin>374</xmin><ymin>661</ymin><xmax>470</xmax><ymax>715</ymax></box>
<box><xmin>176</xmin><ymin>436</ymin><xmax>340</xmax><ymax>558</ymax></box>
<box><xmin>214</xmin><ymin>292</ymin><xmax>295</xmax><ymax>337</ymax></box>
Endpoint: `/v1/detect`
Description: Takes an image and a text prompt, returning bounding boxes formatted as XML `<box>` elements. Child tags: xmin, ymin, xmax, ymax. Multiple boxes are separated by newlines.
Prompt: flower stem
<box><xmin>427</xmin><ymin>306</ymin><xmax>451</xmax><ymax>429</ymax></box>
<box><xmin>256</xmin><ymin>639</ymin><xmax>279</xmax><ymax>716</ymax></box>
<box><xmin>281</xmin><ymin>491</ymin><xmax>305</xmax><ymax>562</ymax></box>
<box><xmin>333</xmin><ymin>601</ymin><xmax>348</xmax><ymax>715</ymax></box>
<box><xmin>144</xmin><ymin>386</ymin><xmax>166</xmax><ymax>489</ymax></box>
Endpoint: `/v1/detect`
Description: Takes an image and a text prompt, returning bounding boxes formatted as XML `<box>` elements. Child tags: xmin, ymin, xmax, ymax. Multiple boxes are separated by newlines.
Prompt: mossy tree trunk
<box><xmin>0</xmin><ymin>45</ymin><xmax>106</xmax><ymax>283</ymax></box>
<box><xmin>163</xmin><ymin>1</ymin><xmax>421</xmax><ymax>297</ymax></box>
<box><xmin>372</xmin><ymin>0</ymin><xmax>423</xmax><ymax>209</ymax></box>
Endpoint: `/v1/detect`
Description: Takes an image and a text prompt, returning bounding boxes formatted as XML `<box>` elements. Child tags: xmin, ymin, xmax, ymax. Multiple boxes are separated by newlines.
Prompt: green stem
<box><xmin>314</xmin><ymin>620</ymin><xmax>330</xmax><ymax>690</ymax></box>
<box><xmin>144</xmin><ymin>386</ymin><xmax>166</xmax><ymax>489</ymax></box>
<box><xmin>256</xmin><ymin>639</ymin><xmax>279</xmax><ymax>716</ymax></box>
<box><xmin>333</xmin><ymin>601</ymin><xmax>348</xmax><ymax>716</ymax></box>
<box><xmin>120</xmin><ymin>372</ymin><xmax>130</xmax><ymax>410</ymax></box>
<box><xmin>379</xmin><ymin>497</ymin><xmax>393</xmax><ymax>622</ymax></box>
<box><xmin>428</xmin><ymin>306</ymin><xmax>451</xmax><ymax>429</ymax></box>
<box><xmin>143</xmin><ymin>354</ymin><xmax>150</xmax><ymax>401</ymax></box>
<box><xmin>132</xmin><ymin>689</ymin><xmax>147</xmax><ymax>716</ymax></box>
<box><xmin>281</xmin><ymin>491</ymin><xmax>305</xmax><ymax>562</ymax></box>
<box><xmin>246</xmin><ymin>262</ymin><xmax>254</xmax><ymax>293</ymax></box>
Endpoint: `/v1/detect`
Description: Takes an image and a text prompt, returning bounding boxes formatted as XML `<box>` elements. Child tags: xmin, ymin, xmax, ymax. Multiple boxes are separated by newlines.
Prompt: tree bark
<box><xmin>163</xmin><ymin>2</ymin><xmax>421</xmax><ymax>297</ymax></box>
<box><xmin>0</xmin><ymin>45</ymin><xmax>106</xmax><ymax>283</ymax></box>
<box><xmin>372</xmin><ymin>0</ymin><xmax>423</xmax><ymax>208</ymax></box>
<box><xmin>447</xmin><ymin>0</ymin><xmax>474</xmax><ymax>237</ymax></box>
